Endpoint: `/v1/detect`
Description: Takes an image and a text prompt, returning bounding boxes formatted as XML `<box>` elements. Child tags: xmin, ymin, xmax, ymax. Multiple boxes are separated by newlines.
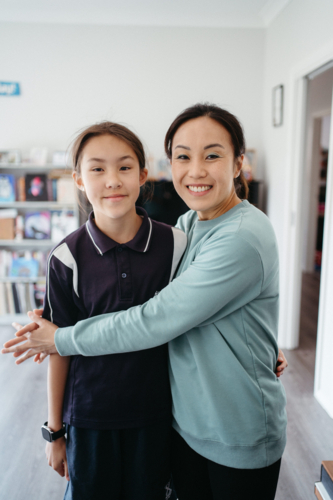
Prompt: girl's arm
<box><xmin>41</xmin><ymin>252</ymin><xmax>79</xmax><ymax>480</ymax></box>
<box><xmin>46</xmin><ymin>354</ymin><xmax>71</xmax><ymax>481</ymax></box>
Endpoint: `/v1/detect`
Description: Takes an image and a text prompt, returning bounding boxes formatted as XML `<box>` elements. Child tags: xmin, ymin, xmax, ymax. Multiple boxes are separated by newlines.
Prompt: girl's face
<box><xmin>74</xmin><ymin>134</ymin><xmax>147</xmax><ymax>227</ymax></box>
<box><xmin>171</xmin><ymin>117</ymin><xmax>243</xmax><ymax>220</ymax></box>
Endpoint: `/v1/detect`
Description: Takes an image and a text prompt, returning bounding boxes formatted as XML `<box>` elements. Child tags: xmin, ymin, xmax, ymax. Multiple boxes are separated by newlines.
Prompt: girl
<box><xmin>38</xmin><ymin>122</ymin><xmax>186</xmax><ymax>499</ymax></box>
<box><xmin>4</xmin><ymin>105</ymin><xmax>288</xmax><ymax>499</ymax></box>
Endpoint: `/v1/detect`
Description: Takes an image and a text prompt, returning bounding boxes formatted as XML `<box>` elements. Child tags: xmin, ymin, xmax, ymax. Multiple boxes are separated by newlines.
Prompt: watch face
<box><xmin>41</xmin><ymin>426</ymin><xmax>52</xmax><ymax>442</ymax></box>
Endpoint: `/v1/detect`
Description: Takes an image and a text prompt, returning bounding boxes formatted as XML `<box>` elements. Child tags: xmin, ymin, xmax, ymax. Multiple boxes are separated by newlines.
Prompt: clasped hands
<box><xmin>1</xmin><ymin>309</ymin><xmax>58</xmax><ymax>364</ymax></box>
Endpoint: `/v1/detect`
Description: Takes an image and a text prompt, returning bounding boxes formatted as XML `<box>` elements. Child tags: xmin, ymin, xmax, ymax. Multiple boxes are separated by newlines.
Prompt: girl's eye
<box><xmin>120</xmin><ymin>166</ymin><xmax>130</xmax><ymax>171</ymax></box>
<box><xmin>92</xmin><ymin>167</ymin><xmax>103</xmax><ymax>172</ymax></box>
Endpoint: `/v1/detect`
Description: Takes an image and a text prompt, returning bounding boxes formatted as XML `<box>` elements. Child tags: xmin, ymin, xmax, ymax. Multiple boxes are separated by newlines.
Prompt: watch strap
<box><xmin>43</xmin><ymin>421</ymin><xmax>66</xmax><ymax>441</ymax></box>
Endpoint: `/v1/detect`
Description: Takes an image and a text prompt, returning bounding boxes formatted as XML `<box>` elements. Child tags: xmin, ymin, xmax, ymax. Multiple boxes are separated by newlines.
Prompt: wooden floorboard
<box><xmin>0</xmin><ymin>272</ymin><xmax>332</xmax><ymax>499</ymax></box>
<box><xmin>275</xmin><ymin>272</ymin><xmax>333</xmax><ymax>500</ymax></box>
<box><xmin>0</xmin><ymin>324</ymin><xmax>67</xmax><ymax>500</ymax></box>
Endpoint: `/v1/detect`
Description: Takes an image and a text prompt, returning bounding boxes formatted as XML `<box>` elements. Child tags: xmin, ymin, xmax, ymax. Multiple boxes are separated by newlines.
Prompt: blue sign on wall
<box><xmin>0</xmin><ymin>82</ymin><xmax>20</xmax><ymax>96</ymax></box>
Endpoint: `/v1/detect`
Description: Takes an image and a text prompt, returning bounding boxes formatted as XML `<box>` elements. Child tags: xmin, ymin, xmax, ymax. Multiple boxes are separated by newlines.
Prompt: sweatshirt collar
<box><xmin>194</xmin><ymin>200</ymin><xmax>250</xmax><ymax>231</ymax></box>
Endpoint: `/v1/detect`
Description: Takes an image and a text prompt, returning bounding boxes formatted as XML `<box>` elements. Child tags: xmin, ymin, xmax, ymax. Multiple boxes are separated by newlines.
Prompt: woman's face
<box><xmin>171</xmin><ymin>116</ymin><xmax>243</xmax><ymax>220</ymax></box>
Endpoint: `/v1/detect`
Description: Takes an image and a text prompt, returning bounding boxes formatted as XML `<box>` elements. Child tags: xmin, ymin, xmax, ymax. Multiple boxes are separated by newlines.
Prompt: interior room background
<box><xmin>1</xmin><ymin>1</ymin><xmax>333</xmax><ymax>499</ymax></box>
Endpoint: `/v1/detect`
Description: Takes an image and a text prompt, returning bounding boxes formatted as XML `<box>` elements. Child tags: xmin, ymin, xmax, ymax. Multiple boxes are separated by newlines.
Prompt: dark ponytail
<box><xmin>164</xmin><ymin>103</ymin><xmax>249</xmax><ymax>199</ymax></box>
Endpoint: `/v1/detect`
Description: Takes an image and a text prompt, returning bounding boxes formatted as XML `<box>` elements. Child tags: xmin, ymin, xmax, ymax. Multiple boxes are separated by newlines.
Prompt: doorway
<box><xmin>299</xmin><ymin>65</ymin><xmax>333</xmax><ymax>378</ymax></box>
<box><xmin>280</xmin><ymin>50</ymin><xmax>333</xmax><ymax>417</ymax></box>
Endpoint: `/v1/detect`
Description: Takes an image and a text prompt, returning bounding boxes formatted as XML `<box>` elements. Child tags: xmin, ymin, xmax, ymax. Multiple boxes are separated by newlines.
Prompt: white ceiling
<box><xmin>0</xmin><ymin>0</ymin><xmax>292</xmax><ymax>27</ymax></box>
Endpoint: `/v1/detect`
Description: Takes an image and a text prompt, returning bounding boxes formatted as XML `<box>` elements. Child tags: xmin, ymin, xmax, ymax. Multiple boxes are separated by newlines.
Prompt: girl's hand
<box><xmin>276</xmin><ymin>349</ymin><xmax>288</xmax><ymax>377</ymax></box>
<box><xmin>1</xmin><ymin>311</ymin><xmax>58</xmax><ymax>364</ymax></box>
<box><xmin>45</xmin><ymin>437</ymin><xmax>70</xmax><ymax>481</ymax></box>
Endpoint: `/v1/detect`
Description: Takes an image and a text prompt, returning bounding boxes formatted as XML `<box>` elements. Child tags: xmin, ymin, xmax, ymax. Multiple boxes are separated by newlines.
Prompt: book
<box><xmin>25</xmin><ymin>174</ymin><xmax>48</xmax><ymax>201</ymax></box>
<box><xmin>51</xmin><ymin>210</ymin><xmax>78</xmax><ymax>242</ymax></box>
<box><xmin>0</xmin><ymin>174</ymin><xmax>16</xmax><ymax>202</ymax></box>
<box><xmin>17</xmin><ymin>176</ymin><xmax>26</xmax><ymax>201</ymax></box>
<box><xmin>5</xmin><ymin>282</ymin><xmax>15</xmax><ymax>314</ymax></box>
<box><xmin>12</xmin><ymin>283</ymin><xmax>21</xmax><ymax>313</ymax></box>
<box><xmin>0</xmin><ymin>282</ymin><xmax>6</xmax><ymax>315</ymax></box>
<box><xmin>10</xmin><ymin>257</ymin><xmax>39</xmax><ymax>279</ymax></box>
<box><xmin>24</xmin><ymin>211</ymin><xmax>51</xmax><ymax>240</ymax></box>
<box><xmin>34</xmin><ymin>283</ymin><xmax>46</xmax><ymax>308</ymax></box>
<box><xmin>17</xmin><ymin>283</ymin><xmax>26</xmax><ymax>314</ymax></box>
<box><xmin>315</xmin><ymin>481</ymin><xmax>330</xmax><ymax>500</ymax></box>
<box><xmin>29</xmin><ymin>148</ymin><xmax>48</xmax><ymax>166</ymax></box>
<box><xmin>29</xmin><ymin>282</ymin><xmax>37</xmax><ymax>310</ymax></box>
<box><xmin>321</xmin><ymin>461</ymin><xmax>333</xmax><ymax>498</ymax></box>
<box><xmin>0</xmin><ymin>208</ymin><xmax>18</xmax><ymax>239</ymax></box>
<box><xmin>57</xmin><ymin>178</ymin><xmax>75</xmax><ymax>202</ymax></box>
<box><xmin>0</xmin><ymin>219</ymin><xmax>15</xmax><ymax>239</ymax></box>
<box><xmin>15</xmin><ymin>215</ymin><xmax>24</xmax><ymax>240</ymax></box>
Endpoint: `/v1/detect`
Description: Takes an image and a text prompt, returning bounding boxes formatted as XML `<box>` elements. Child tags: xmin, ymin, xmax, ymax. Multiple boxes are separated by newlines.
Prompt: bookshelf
<box><xmin>0</xmin><ymin>163</ymin><xmax>80</xmax><ymax>325</ymax></box>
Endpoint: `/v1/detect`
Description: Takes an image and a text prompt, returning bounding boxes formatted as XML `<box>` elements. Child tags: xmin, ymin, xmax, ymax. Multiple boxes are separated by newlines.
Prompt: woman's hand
<box><xmin>10</xmin><ymin>310</ymin><xmax>49</xmax><ymax>364</ymax></box>
<box><xmin>276</xmin><ymin>349</ymin><xmax>288</xmax><ymax>377</ymax></box>
<box><xmin>1</xmin><ymin>311</ymin><xmax>58</xmax><ymax>364</ymax></box>
<box><xmin>45</xmin><ymin>437</ymin><xmax>70</xmax><ymax>481</ymax></box>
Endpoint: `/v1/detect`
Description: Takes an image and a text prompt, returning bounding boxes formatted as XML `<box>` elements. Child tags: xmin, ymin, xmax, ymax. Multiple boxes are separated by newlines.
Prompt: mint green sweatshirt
<box><xmin>56</xmin><ymin>200</ymin><xmax>287</xmax><ymax>469</ymax></box>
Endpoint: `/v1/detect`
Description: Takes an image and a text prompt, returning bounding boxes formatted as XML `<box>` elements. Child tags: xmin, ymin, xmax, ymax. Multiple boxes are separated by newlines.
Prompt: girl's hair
<box><xmin>70</xmin><ymin>121</ymin><xmax>148</xmax><ymax>213</ymax></box>
<box><xmin>164</xmin><ymin>103</ymin><xmax>249</xmax><ymax>199</ymax></box>
<box><xmin>71</xmin><ymin>121</ymin><xmax>146</xmax><ymax>174</ymax></box>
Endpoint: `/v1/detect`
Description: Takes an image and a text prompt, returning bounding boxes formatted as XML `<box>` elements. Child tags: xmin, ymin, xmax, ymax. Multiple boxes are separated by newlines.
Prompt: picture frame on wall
<box><xmin>272</xmin><ymin>84</ymin><xmax>284</xmax><ymax>127</ymax></box>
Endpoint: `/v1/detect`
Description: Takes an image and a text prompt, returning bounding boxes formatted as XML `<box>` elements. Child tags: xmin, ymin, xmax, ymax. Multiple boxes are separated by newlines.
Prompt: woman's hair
<box><xmin>70</xmin><ymin>121</ymin><xmax>148</xmax><ymax>213</ymax></box>
<box><xmin>164</xmin><ymin>103</ymin><xmax>249</xmax><ymax>199</ymax></box>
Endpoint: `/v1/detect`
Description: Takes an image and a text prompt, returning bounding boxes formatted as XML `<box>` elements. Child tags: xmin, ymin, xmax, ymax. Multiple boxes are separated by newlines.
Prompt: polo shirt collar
<box><xmin>85</xmin><ymin>207</ymin><xmax>153</xmax><ymax>255</ymax></box>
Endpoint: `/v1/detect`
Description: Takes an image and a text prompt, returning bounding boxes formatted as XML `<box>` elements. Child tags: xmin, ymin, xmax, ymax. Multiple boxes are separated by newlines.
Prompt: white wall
<box><xmin>262</xmin><ymin>0</ymin><xmax>333</xmax><ymax>343</ymax></box>
<box><xmin>0</xmin><ymin>23</ymin><xmax>265</xmax><ymax>174</ymax></box>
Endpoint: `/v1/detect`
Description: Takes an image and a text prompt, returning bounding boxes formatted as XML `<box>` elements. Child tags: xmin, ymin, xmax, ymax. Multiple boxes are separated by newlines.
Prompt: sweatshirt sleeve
<box><xmin>55</xmin><ymin>233</ymin><xmax>264</xmax><ymax>356</ymax></box>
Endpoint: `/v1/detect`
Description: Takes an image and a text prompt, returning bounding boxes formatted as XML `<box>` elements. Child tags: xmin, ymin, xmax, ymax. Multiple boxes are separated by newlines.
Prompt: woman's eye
<box><xmin>206</xmin><ymin>154</ymin><xmax>220</xmax><ymax>160</ymax></box>
<box><xmin>176</xmin><ymin>154</ymin><xmax>189</xmax><ymax>160</ymax></box>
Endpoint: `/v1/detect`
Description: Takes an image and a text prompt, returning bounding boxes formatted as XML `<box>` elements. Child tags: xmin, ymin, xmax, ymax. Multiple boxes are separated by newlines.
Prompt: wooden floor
<box><xmin>275</xmin><ymin>272</ymin><xmax>333</xmax><ymax>500</ymax></box>
<box><xmin>0</xmin><ymin>272</ymin><xmax>332</xmax><ymax>499</ymax></box>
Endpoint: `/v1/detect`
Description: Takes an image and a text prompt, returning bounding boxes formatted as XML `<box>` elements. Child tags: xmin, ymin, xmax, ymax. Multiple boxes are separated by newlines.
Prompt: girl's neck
<box><xmin>93</xmin><ymin>207</ymin><xmax>143</xmax><ymax>244</ymax></box>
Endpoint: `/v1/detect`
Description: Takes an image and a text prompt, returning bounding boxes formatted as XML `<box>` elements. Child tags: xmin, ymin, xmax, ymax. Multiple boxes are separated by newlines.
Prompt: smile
<box><xmin>104</xmin><ymin>195</ymin><xmax>126</xmax><ymax>201</ymax></box>
<box><xmin>187</xmin><ymin>185</ymin><xmax>212</xmax><ymax>193</ymax></box>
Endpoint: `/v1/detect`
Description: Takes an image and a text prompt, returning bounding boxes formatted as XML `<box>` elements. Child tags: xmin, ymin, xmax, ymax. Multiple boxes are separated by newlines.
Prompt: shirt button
<box><xmin>117</xmin><ymin>247</ymin><xmax>123</xmax><ymax>252</ymax></box>
<box><xmin>122</xmin><ymin>273</ymin><xmax>127</xmax><ymax>278</ymax></box>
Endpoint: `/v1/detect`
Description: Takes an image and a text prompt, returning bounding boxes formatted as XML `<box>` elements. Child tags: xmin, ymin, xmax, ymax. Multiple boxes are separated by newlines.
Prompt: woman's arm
<box><xmin>45</xmin><ymin>354</ymin><xmax>71</xmax><ymax>481</ymax></box>
<box><xmin>4</xmin><ymin>232</ymin><xmax>268</xmax><ymax>358</ymax></box>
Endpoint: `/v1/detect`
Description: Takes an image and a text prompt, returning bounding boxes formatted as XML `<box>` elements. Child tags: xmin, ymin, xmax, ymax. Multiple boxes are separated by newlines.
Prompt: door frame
<box><xmin>279</xmin><ymin>41</ymin><xmax>333</xmax><ymax>417</ymax></box>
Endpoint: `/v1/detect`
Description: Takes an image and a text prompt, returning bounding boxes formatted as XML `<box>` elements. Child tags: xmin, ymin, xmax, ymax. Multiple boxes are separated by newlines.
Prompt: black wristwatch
<box><xmin>41</xmin><ymin>422</ymin><xmax>66</xmax><ymax>442</ymax></box>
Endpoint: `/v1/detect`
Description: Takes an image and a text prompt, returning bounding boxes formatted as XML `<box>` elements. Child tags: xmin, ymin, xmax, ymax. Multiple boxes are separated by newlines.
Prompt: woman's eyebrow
<box><xmin>174</xmin><ymin>145</ymin><xmax>191</xmax><ymax>150</ymax></box>
<box><xmin>204</xmin><ymin>143</ymin><xmax>225</xmax><ymax>150</ymax></box>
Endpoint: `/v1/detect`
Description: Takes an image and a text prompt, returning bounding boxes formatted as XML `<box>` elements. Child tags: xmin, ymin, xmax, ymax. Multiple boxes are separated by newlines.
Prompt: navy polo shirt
<box><xmin>43</xmin><ymin>208</ymin><xmax>187</xmax><ymax>429</ymax></box>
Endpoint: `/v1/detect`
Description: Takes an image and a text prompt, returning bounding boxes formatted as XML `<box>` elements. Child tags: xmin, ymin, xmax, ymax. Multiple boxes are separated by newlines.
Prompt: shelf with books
<box><xmin>0</xmin><ymin>163</ymin><xmax>72</xmax><ymax>171</ymax></box>
<box><xmin>0</xmin><ymin>276</ymin><xmax>46</xmax><ymax>283</ymax></box>
<box><xmin>0</xmin><ymin>314</ymin><xmax>31</xmax><ymax>326</ymax></box>
<box><xmin>0</xmin><ymin>201</ymin><xmax>76</xmax><ymax>209</ymax></box>
<box><xmin>0</xmin><ymin>161</ymin><xmax>82</xmax><ymax>324</ymax></box>
<box><xmin>0</xmin><ymin>240</ymin><xmax>56</xmax><ymax>247</ymax></box>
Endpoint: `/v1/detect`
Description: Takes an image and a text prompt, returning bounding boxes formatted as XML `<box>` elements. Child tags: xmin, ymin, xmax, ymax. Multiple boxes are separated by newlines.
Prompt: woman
<box><xmin>3</xmin><ymin>103</ymin><xmax>287</xmax><ymax>500</ymax></box>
